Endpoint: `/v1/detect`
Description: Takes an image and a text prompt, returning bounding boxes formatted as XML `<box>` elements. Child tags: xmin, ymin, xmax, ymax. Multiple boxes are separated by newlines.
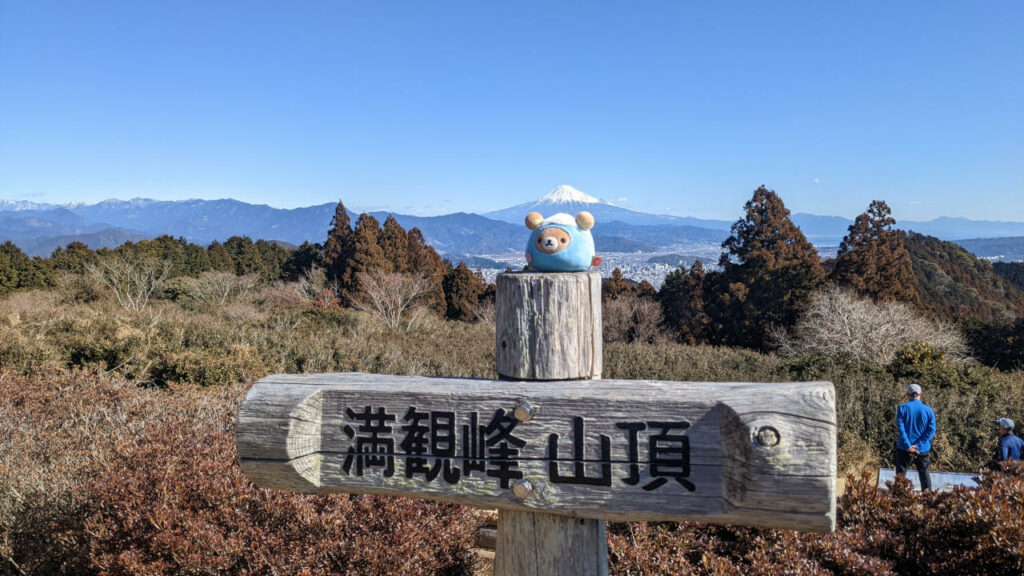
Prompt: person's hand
<box><xmin>909</xmin><ymin>445</ymin><xmax>919</xmax><ymax>455</ymax></box>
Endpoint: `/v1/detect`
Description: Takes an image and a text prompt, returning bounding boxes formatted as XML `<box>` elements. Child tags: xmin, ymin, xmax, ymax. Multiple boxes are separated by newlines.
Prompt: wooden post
<box><xmin>495</xmin><ymin>510</ymin><xmax>607</xmax><ymax>576</ymax></box>
<box><xmin>494</xmin><ymin>271</ymin><xmax>607</xmax><ymax>575</ymax></box>
<box><xmin>495</xmin><ymin>271</ymin><xmax>602</xmax><ymax>381</ymax></box>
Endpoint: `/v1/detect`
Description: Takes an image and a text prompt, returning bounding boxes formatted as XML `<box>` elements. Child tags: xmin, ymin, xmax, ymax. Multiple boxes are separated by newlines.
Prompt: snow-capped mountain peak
<box><xmin>537</xmin><ymin>185</ymin><xmax>616</xmax><ymax>207</ymax></box>
<box><xmin>0</xmin><ymin>200</ymin><xmax>55</xmax><ymax>212</ymax></box>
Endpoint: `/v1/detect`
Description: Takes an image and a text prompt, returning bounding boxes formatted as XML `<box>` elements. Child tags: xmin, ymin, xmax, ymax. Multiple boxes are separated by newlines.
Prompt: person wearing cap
<box><xmin>996</xmin><ymin>418</ymin><xmax>1023</xmax><ymax>463</ymax></box>
<box><xmin>895</xmin><ymin>383</ymin><xmax>936</xmax><ymax>491</ymax></box>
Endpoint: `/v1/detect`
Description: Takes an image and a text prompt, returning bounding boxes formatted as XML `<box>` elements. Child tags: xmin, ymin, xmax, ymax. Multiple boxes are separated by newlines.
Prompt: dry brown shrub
<box><xmin>0</xmin><ymin>290</ymin><xmax>59</xmax><ymax>324</ymax></box>
<box><xmin>254</xmin><ymin>280</ymin><xmax>306</xmax><ymax>309</ymax></box>
<box><xmin>603</xmin><ymin>295</ymin><xmax>667</xmax><ymax>344</ymax></box>
<box><xmin>609</xmin><ymin>469</ymin><xmax>1024</xmax><ymax>575</ymax></box>
<box><xmin>85</xmin><ymin>408</ymin><xmax>478</xmax><ymax>575</ymax></box>
<box><xmin>354</xmin><ymin>270</ymin><xmax>434</xmax><ymax>331</ymax></box>
<box><xmin>472</xmin><ymin>300</ymin><xmax>496</xmax><ymax>324</ymax></box>
<box><xmin>219</xmin><ymin>300</ymin><xmax>265</xmax><ymax>325</ymax></box>
<box><xmin>0</xmin><ymin>370</ymin><xmax>479</xmax><ymax>576</ymax></box>
<box><xmin>182</xmin><ymin>271</ymin><xmax>259</xmax><ymax>306</ymax></box>
<box><xmin>773</xmin><ymin>286</ymin><xmax>969</xmax><ymax>365</ymax></box>
<box><xmin>54</xmin><ymin>272</ymin><xmax>105</xmax><ymax>304</ymax></box>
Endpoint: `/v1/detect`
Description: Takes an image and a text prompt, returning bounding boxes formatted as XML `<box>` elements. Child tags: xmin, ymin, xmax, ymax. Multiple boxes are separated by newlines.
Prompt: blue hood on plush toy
<box><xmin>525</xmin><ymin>212</ymin><xmax>598</xmax><ymax>272</ymax></box>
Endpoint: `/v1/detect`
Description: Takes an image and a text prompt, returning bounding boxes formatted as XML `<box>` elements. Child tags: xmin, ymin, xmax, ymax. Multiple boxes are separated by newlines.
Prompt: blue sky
<box><xmin>1</xmin><ymin>1</ymin><xmax>1022</xmax><ymax>221</ymax></box>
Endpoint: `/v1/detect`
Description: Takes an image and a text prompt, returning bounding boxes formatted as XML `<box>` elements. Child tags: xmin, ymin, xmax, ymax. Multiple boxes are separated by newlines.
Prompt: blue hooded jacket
<box><xmin>896</xmin><ymin>399</ymin><xmax>936</xmax><ymax>453</ymax></box>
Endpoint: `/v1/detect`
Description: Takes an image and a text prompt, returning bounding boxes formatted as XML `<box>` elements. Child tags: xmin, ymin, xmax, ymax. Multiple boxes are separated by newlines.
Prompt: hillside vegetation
<box><xmin>2</xmin><ymin>186</ymin><xmax>1024</xmax><ymax>575</ymax></box>
<box><xmin>905</xmin><ymin>231</ymin><xmax>1024</xmax><ymax>324</ymax></box>
<box><xmin>2</xmin><ymin>291</ymin><xmax>1023</xmax><ymax>575</ymax></box>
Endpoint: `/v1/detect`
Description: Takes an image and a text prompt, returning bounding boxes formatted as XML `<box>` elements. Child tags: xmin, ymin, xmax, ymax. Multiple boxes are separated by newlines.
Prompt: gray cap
<box><xmin>907</xmin><ymin>383</ymin><xmax>922</xmax><ymax>396</ymax></box>
<box><xmin>996</xmin><ymin>418</ymin><xmax>1014</xmax><ymax>430</ymax></box>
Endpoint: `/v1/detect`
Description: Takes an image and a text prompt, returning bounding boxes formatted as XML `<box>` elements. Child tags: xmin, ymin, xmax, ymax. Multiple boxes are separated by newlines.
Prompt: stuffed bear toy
<box><xmin>524</xmin><ymin>211</ymin><xmax>602</xmax><ymax>272</ymax></box>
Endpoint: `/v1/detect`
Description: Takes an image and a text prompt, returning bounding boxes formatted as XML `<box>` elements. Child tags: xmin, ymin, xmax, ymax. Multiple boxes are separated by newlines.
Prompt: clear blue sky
<box><xmin>1</xmin><ymin>1</ymin><xmax>1022</xmax><ymax>221</ymax></box>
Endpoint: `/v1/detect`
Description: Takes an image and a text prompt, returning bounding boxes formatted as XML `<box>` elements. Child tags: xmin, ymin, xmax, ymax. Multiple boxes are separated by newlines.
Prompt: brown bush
<box><xmin>253</xmin><ymin>280</ymin><xmax>307</xmax><ymax>309</ymax></box>
<box><xmin>85</xmin><ymin>408</ymin><xmax>478</xmax><ymax>576</ymax></box>
<box><xmin>604</xmin><ymin>295</ymin><xmax>667</xmax><ymax>344</ymax></box>
<box><xmin>0</xmin><ymin>370</ymin><xmax>479</xmax><ymax>576</ymax></box>
<box><xmin>608</xmin><ymin>469</ymin><xmax>1024</xmax><ymax>576</ymax></box>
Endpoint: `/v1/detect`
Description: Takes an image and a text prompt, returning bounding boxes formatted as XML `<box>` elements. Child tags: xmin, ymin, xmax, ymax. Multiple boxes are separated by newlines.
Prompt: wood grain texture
<box><xmin>495</xmin><ymin>510</ymin><xmax>608</xmax><ymax>576</ymax></box>
<box><xmin>495</xmin><ymin>272</ymin><xmax>602</xmax><ymax>380</ymax></box>
<box><xmin>236</xmin><ymin>373</ymin><xmax>837</xmax><ymax>532</ymax></box>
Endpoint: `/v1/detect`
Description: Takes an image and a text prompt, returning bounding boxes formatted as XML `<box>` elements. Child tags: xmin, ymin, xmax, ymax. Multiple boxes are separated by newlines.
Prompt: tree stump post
<box><xmin>494</xmin><ymin>271</ymin><xmax>608</xmax><ymax>576</ymax></box>
<box><xmin>495</xmin><ymin>271</ymin><xmax>602</xmax><ymax>381</ymax></box>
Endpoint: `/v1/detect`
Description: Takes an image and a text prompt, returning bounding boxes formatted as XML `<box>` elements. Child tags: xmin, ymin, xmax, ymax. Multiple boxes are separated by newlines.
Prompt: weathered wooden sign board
<box><xmin>237</xmin><ymin>372</ymin><xmax>836</xmax><ymax>532</ymax></box>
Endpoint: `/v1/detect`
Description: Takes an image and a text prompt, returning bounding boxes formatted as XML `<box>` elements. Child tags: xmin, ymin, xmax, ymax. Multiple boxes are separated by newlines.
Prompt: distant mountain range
<box><xmin>3</xmin><ymin>186</ymin><xmax>1024</xmax><ymax>261</ymax></box>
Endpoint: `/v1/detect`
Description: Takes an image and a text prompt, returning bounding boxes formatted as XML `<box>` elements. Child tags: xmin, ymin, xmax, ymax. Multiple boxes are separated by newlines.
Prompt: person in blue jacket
<box><xmin>996</xmin><ymin>417</ymin><xmax>1023</xmax><ymax>463</ymax></box>
<box><xmin>895</xmin><ymin>383</ymin><xmax>936</xmax><ymax>491</ymax></box>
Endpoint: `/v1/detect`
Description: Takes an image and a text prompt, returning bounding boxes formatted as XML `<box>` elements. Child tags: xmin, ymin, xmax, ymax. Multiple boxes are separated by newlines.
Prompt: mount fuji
<box><xmin>484</xmin><ymin>185</ymin><xmax>733</xmax><ymax>229</ymax></box>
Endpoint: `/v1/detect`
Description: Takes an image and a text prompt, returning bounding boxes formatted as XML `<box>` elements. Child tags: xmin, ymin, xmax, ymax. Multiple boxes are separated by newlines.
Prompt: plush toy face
<box><xmin>524</xmin><ymin>211</ymin><xmax>601</xmax><ymax>272</ymax></box>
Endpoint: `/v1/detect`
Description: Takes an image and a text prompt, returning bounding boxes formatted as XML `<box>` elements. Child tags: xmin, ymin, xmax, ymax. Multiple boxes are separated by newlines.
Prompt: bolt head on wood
<box><xmin>512</xmin><ymin>479</ymin><xmax>535</xmax><ymax>500</ymax></box>
<box><xmin>514</xmin><ymin>401</ymin><xmax>535</xmax><ymax>423</ymax></box>
<box><xmin>756</xmin><ymin>426</ymin><xmax>781</xmax><ymax>447</ymax></box>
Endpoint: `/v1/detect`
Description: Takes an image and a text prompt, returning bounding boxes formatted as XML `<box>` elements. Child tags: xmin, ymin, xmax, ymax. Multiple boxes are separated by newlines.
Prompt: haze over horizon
<box><xmin>2</xmin><ymin>2</ymin><xmax>1022</xmax><ymax>222</ymax></box>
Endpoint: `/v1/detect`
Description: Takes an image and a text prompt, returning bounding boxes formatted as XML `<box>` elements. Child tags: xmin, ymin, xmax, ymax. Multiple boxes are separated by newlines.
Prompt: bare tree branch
<box><xmin>183</xmin><ymin>272</ymin><xmax>258</xmax><ymax>305</ymax></box>
<box><xmin>773</xmin><ymin>286</ymin><xmax>969</xmax><ymax>364</ymax></box>
<box><xmin>353</xmin><ymin>270</ymin><xmax>432</xmax><ymax>330</ymax></box>
<box><xmin>87</xmin><ymin>255</ymin><xmax>170</xmax><ymax>312</ymax></box>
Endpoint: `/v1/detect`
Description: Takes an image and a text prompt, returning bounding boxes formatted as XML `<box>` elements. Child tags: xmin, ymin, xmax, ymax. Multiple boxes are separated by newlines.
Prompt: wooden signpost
<box><xmin>237</xmin><ymin>271</ymin><xmax>836</xmax><ymax>576</ymax></box>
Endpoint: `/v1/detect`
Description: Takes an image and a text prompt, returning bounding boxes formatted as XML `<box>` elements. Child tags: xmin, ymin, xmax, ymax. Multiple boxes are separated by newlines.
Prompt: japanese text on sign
<box><xmin>338</xmin><ymin>406</ymin><xmax>695</xmax><ymax>492</ymax></box>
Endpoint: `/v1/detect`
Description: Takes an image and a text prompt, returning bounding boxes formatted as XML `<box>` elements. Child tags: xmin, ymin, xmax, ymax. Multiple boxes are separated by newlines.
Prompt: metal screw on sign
<box><xmin>513</xmin><ymin>401</ymin><xmax>535</xmax><ymax>423</ymax></box>
<box><xmin>756</xmin><ymin>426</ymin><xmax>781</xmax><ymax>447</ymax></box>
<box><xmin>512</xmin><ymin>479</ymin><xmax>535</xmax><ymax>500</ymax></box>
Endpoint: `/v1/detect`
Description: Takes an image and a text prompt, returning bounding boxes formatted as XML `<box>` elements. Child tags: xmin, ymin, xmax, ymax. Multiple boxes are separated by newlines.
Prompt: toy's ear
<box><xmin>575</xmin><ymin>211</ymin><xmax>595</xmax><ymax>231</ymax></box>
<box><xmin>525</xmin><ymin>212</ymin><xmax>544</xmax><ymax>230</ymax></box>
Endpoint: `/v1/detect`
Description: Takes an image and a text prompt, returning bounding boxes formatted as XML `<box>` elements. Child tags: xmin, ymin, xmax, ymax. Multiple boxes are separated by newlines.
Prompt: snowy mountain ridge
<box><xmin>536</xmin><ymin>185</ymin><xmax>617</xmax><ymax>207</ymax></box>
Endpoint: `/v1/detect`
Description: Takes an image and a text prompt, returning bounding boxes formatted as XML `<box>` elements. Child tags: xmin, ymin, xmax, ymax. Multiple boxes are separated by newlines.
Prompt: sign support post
<box><xmin>494</xmin><ymin>271</ymin><xmax>607</xmax><ymax>575</ymax></box>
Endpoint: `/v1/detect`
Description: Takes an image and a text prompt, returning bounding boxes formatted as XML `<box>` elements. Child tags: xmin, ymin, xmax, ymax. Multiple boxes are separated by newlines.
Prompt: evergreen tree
<box><xmin>0</xmin><ymin>241</ymin><xmax>29</xmax><ymax>295</ymax></box>
<box><xmin>378</xmin><ymin>215</ymin><xmax>409</xmax><ymax>273</ymax></box>
<box><xmin>832</xmin><ymin>200</ymin><xmax>918</xmax><ymax>303</ymax></box>
<box><xmin>405</xmin><ymin>227</ymin><xmax>446</xmax><ymax>313</ymax></box>
<box><xmin>21</xmin><ymin>256</ymin><xmax>50</xmax><ymax>289</ymax></box>
<box><xmin>223</xmin><ymin>236</ymin><xmax>262</xmax><ymax>276</ymax></box>
<box><xmin>442</xmin><ymin>261</ymin><xmax>487</xmax><ymax>321</ymax></box>
<box><xmin>658</xmin><ymin>260</ymin><xmax>710</xmax><ymax>344</ymax></box>
<box><xmin>344</xmin><ymin>214</ymin><xmax>387</xmax><ymax>303</ymax></box>
<box><xmin>636</xmin><ymin>280</ymin><xmax>657</xmax><ymax>300</ymax></box>
<box><xmin>49</xmin><ymin>241</ymin><xmax>98</xmax><ymax>276</ymax></box>
<box><xmin>323</xmin><ymin>201</ymin><xmax>354</xmax><ymax>287</ymax></box>
<box><xmin>603</xmin><ymin>269</ymin><xmax>658</xmax><ymax>302</ymax></box>
<box><xmin>254</xmin><ymin>240</ymin><xmax>291</xmax><ymax>281</ymax></box>
<box><xmin>710</xmin><ymin>186</ymin><xmax>826</xmax><ymax>349</ymax></box>
<box><xmin>124</xmin><ymin>236</ymin><xmax>190</xmax><ymax>278</ymax></box>
<box><xmin>207</xmin><ymin>241</ymin><xmax>235</xmax><ymax>273</ymax></box>
<box><xmin>602</xmin><ymin>268</ymin><xmax>633</xmax><ymax>301</ymax></box>
<box><xmin>181</xmin><ymin>242</ymin><xmax>212</xmax><ymax>277</ymax></box>
<box><xmin>282</xmin><ymin>241</ymin><xmax>323</xmax><ymax>282</ymax></box>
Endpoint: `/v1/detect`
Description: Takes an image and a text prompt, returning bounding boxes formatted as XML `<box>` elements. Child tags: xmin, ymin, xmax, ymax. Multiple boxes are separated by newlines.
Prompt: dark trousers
<box><xmin>895</xmin><ymin>449</ymin><xmax>932</xmax><ymax>491</ymax></box>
